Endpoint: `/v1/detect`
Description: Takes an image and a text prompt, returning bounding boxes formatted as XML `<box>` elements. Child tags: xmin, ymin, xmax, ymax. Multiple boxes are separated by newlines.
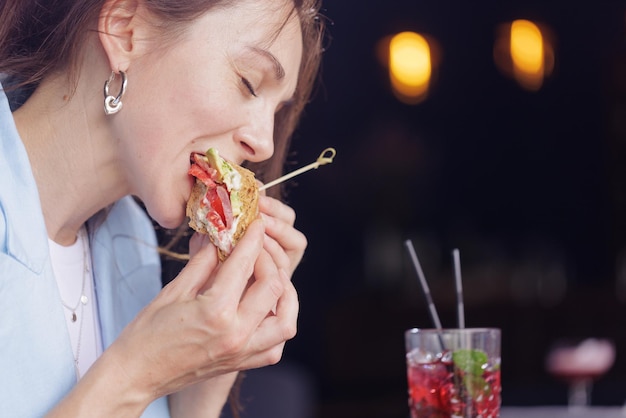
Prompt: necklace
<box><xmin>57</xmin><ymin>226</ymin><xmax>91</xmax><ymax>378</ymax></box>
<box><xmin>59</xmin><ymin>227</ymin><xmax>89</xmax><ymax>322</ymax></box>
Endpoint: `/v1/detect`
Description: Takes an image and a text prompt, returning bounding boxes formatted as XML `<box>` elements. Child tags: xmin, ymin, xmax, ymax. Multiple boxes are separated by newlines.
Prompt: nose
<box><xmin>235</xmin><ymin>106</ymin><xmax>275</xmax><ymax>163</ymax></box>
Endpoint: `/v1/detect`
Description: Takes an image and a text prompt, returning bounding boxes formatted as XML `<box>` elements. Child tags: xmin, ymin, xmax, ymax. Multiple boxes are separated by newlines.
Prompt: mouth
<box><xmin>189</xmin><ymin>151</ymin><xmax>212</xmax><ymax>175</ymax></box>
<box><xmin>190</xmin><ymin>151</ymin><xmax>203</xmax><ymax>164</ymax></box>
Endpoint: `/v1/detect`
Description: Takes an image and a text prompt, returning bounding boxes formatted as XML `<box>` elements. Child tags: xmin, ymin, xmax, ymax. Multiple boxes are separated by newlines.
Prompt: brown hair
<box><xmin>0</xmin><ymin>0</ymin><xmax>325</xmax><ymax>199</ymax></box>
<box><xmin>0</xmin><ymin>0</ymin><xmax>325</xmax><ymax>415</ymax></box>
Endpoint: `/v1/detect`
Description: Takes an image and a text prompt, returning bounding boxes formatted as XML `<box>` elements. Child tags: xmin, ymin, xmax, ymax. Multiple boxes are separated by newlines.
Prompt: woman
<box><xmin>0</xmin><ymin>0</ymin><xmax>324</xmax><ymax>416</ymax></box>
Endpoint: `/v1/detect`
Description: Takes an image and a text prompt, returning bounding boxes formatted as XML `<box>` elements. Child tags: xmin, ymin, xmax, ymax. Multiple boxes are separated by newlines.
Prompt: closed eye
<box><xmin>241</xmin><ymin>77</ymin><xmax>257</xmax><ymax>97</ymax></box>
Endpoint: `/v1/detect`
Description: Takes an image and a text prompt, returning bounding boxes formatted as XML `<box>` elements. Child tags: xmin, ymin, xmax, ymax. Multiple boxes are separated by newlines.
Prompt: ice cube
<box><xmin>440</xmin><ymin>350</ymin><xmax>453</xmax><ymax>363</ymax></box>
<box><xmin>407</xmin><ymin>348</ymin><xmax>437</xmax><ymax>365</ymax></box>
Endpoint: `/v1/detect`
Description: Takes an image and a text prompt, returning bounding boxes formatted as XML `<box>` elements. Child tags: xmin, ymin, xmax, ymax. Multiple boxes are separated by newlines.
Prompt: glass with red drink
<box><xmin>405</xmin><ymin>328</ymin><xmax>501</xmax><ymax>418</ymax></box>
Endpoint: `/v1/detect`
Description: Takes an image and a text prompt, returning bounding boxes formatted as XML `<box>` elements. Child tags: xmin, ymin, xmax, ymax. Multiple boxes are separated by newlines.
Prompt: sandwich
<box><xmin>187</xmin><ymin>148</ymin><xmax>259</xmax><ymax>261</ymax></box>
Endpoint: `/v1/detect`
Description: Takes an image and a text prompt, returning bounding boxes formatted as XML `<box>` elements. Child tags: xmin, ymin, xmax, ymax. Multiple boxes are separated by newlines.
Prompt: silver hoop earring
<box><xmin>103</xmin><ymin>71</ymin><xmax>127</xmax><ymax>115</ymax></box>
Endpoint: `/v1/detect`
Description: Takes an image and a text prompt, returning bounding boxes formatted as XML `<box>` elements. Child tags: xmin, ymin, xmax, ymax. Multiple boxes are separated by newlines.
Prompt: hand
<box><xmin>258</xmin><ymin>194</ymin><xmax>307</xmax><ymax>277</ymax></box>
<box><xmin>68</xmin><ymin>220</ymin><xmax>298</xmax><ymax>417</ymax></box>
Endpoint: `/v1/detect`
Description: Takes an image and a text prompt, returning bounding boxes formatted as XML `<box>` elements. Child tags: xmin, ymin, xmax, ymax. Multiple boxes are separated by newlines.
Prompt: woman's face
<box><xmin>112</xmin><ymin>0</ymin><xmax>303</xmax><ymax>228</ymax></box>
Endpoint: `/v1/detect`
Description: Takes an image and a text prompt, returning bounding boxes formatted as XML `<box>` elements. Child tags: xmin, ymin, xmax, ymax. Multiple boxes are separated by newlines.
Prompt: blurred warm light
<box><xmin>511</xmin><ymin>20</ymin><xmax>543</xmax><ymax>75</ymax></box>
<box><xmin>494</xmin><ymin>19</ymin><xmax>555</xmax><ymax>91</ymax></box>
<box><xmin>388</xmin><ymin>31</ymin><xmax>432</xmax><ymax>104</ymax></box>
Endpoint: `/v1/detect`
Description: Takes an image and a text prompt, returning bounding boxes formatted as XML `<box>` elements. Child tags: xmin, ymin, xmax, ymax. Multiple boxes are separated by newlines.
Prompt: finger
<box><xmin>250</xmin><ymin>343</ymin><xmax>287</xmax><ymax>369</ymax></box>
<box><xmin>201</xmin><ymin>219</ymin><xmax>264</xmax><ymax>301</ymax></box>
<box><xmin>237</xmin><ymin>250</ymin><xmax>284</xmax><ymax>332</ymax></box>
<box><xmin>263</xmin><ymin>234</ymin><xmax>291</xmax><ymax>274</ymax></box>
<box><xmin>258</xmin><ymin>195</ymin><xmax>295</xmax><ymax>225</ymax></box>
<box><xmin>158</xmin><ymin>237</ymin><xmax>219</xmax><ymax>304</ymax></box>
<box><xmin>247</xmin><ymin>270</ymin><xmax>299</xmax><ymax>352</ymax></box>
<box><xmin>262</xmin><ymin>214</ymin><xmax>307</xmax><ymax>253</ymax></box>
<box><xmin>258</xmin><ymin>197</ymin><xmax>305</xmax><ymax>252</ymax></box>
<box><xmin>270</xmin><ymin>269</ymin><xmax>299</xmax><ymax>339</ymax></box>
<box><xmin>261</xmin><ymin>215</ymin><xmax>307</xmax><ymax>274</ymax></box>
<box><xmin>188</xmin><ymin>232</ymin><xmax>212</xmax><ymax>257</ymax></box>
<box><xmin>231</xmin><ymin>342</ymin><xmax>287</xmax><ymax>372</ymax></box>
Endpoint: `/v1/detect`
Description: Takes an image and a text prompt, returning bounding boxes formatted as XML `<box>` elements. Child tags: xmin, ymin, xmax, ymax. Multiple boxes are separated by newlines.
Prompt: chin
<box><xmin>159</xmin><ymin>218</ymin><xmax>187</xmax><ymax>230</ymax></box>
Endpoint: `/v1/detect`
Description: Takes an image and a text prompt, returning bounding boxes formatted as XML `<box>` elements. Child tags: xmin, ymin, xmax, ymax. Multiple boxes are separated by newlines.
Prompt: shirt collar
<box><xmin>0</xmin><ymin>83</ymin><xmax>49</xmax><ymax>273</ymax></box>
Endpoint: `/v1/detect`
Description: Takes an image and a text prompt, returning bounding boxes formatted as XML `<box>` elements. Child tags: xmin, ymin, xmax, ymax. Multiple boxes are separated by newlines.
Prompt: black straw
<box><xmin>404</xmin><ymin>240</ymin><xmax>443</xmax><ymax>331</ymax></box>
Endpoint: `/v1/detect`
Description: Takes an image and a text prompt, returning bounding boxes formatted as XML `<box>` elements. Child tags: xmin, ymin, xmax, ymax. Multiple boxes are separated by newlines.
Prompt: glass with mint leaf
<box><xmin>405</xmin><ymin>328</ymin><xmax>501</xmax><ymax>418</ymax></box>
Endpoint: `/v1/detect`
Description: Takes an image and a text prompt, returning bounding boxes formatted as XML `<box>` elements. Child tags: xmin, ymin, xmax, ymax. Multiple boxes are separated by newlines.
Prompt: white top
<box><xmin>48</xmin><ymin>228</ymin><xmax>102</xmax><ymax>378</ymax></box>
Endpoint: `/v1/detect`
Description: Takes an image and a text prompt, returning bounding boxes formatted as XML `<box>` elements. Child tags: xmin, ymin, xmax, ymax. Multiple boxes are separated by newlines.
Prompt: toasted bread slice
<box><xmin>230</xmin><ymin>164</ymin><xmax>259</xmax><ymax>249</ymax></box>
<box><xmin>186</xmin><ymin>180</ymin><xmax>209</xmax><ymax>234</ymax></box>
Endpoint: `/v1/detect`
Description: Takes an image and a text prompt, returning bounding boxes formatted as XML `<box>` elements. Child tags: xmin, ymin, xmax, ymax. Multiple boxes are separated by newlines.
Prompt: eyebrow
<box><xmin>247</xmin><ymin>46</ymin><xmax>286</xmax><ymax>80</ymax></box>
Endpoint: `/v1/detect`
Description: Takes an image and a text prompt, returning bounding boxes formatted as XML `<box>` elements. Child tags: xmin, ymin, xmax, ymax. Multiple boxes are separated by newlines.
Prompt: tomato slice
<box><xmin>192</xmin><ymin>153</ymin><xmax>217</xmax><ymax>176</ymax></box>
<box><xmin>189</xmin><ymin>164</ymin><xmax>217</xmax><ymax>188</ymax></box>
<box><xmin>204</xmin><ymin>187</ymin><xmax>224</xmax><ymax>229</ymax></box>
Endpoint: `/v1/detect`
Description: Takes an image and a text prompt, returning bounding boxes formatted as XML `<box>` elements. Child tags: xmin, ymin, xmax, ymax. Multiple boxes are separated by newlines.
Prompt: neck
<box><xmin>13</xmin><ymin>72</ymin><xmax>129</xmax><ymax>245</ymax></box>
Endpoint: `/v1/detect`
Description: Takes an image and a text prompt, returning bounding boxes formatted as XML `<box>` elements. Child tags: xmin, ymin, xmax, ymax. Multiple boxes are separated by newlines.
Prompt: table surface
<box><xmin>501</xmin><ymin>406</ymin><xmax>626</xmax><ymax>418</ymax></box>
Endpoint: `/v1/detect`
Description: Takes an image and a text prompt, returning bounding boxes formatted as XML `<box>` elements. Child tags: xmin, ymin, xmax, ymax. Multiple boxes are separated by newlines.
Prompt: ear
<box><xmin>98</xmin><ymin>0</ymin><xmax>142</xmax><ymax>73</ymax></box>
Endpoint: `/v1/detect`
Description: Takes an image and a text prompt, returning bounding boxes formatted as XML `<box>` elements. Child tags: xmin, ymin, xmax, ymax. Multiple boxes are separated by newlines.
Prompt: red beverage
<box><xmin>406</xmin><ymin>349</ymin><xmax>501</xmax><ymax>418</ymax></box>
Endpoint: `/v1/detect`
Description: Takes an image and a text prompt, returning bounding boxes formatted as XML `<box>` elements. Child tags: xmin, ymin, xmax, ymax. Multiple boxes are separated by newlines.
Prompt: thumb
<box><xmin>189</xmin><ymin>231</ymin><xmax>212</xmax><ymax>257</ymax></box>
<box><xmin>159</xmin><ymin>234</ymin><xmax>219</xmax><ymax>302</ymax></box>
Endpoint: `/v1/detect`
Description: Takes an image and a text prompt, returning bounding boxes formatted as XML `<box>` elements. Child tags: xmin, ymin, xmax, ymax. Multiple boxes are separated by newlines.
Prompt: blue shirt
<box><xmin>0</xmin><ymin>86</ymin><xmax>170</xmax><ymax>417</ymax></box>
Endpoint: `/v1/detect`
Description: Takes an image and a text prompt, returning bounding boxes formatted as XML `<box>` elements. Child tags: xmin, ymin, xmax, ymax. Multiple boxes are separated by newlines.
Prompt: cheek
<box><xmin>113</xmin><ymin>128</ymin><xmax>178</xmax><ymax>197</ymax></box>
<box><xmin>179</xmin><ymin>87</ymin><xmax>238</xmax><ymax>133</ymax></box>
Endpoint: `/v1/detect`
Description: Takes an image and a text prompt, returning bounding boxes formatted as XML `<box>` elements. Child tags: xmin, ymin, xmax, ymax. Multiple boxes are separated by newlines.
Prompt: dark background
<box><xmin>280</xmin><ymin>1</ymin><xmax>626</xmax><ymax>417</ymax></box>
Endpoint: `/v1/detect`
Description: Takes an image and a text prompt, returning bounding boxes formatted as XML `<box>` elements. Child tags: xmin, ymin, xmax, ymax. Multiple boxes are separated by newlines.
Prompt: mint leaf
<box><xmin>452</xmin><ymin>349</ymin><xmax>488</xmax><ymax>377</ymax></box>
